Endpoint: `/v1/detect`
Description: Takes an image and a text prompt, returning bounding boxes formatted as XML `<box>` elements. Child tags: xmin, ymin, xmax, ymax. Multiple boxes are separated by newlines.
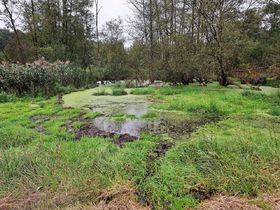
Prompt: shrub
<box><xmin>92</xmin><ymin>89</ymin><xmax>110</xmax><ymax>96</ymax></box>
<box><xmin>112</xmin><ymin>89</ymin><xmax>128</xmax><ymax>96</ymax></box>
<box><xmin>0</xmin><ymin>61</ymin><xmax>96</xmax><ymax>97</ymax></box>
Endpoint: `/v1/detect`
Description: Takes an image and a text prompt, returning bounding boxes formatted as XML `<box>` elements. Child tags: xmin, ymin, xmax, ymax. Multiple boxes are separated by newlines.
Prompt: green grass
<box><xmin>0</xmin><ymin>84</ymin><xmax>280</xmax><ymax>209</ymax></box>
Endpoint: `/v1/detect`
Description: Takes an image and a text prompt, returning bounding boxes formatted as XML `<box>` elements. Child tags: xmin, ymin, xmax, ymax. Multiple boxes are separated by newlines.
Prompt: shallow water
<box><xmin>93</xmin><ymin>117</ymin><xmax>151</xmax><ymax>136</ymax></box>
<box><xmin>90</xmin><ymin>101</ymin><xmax>150</xmax><ymax>117</ymax></box>
<box><xmin>64</xmin><ymin>89</ymin><xmax>164</xmax><ymax>137</ymax></box>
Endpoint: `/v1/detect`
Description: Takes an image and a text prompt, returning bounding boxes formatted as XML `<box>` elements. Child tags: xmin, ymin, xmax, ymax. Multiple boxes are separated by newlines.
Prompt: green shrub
<box><xmin>0</xmin><ymin>62</ymin><xmax>96</xmax><ymax>97</ymax></box>
<box><xmin>112</xmin><ymin>89</ymin><xmax>128</xmax><ymax>96</ymax></box>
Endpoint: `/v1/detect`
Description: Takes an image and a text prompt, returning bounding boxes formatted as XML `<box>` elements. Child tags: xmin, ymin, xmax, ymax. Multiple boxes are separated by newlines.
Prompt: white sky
<box><xmin>99</xmin><ymin>0</ymin><xmax>132</xmax><ymax>26</ymax></box>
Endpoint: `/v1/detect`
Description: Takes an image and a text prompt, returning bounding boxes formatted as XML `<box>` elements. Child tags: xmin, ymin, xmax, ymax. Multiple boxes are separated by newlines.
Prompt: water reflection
<box><xmin>93</xmin><ymin>117</ymin><xmax>149</xmax><ymax>136</ymax></box>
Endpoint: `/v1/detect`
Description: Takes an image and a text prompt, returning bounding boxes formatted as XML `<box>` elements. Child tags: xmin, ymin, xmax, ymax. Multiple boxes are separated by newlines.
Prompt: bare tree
<box><xmin>0</xmin><ymin>0</ymin><xmax>26</xmax><ymax>63</ymax></box>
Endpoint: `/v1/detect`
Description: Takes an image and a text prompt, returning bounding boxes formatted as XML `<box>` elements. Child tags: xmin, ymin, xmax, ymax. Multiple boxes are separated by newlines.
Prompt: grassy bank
<box><xmin>0</xmin><ymin>84</ymin><xmax>280</xmax><ymax>209</ymax></box>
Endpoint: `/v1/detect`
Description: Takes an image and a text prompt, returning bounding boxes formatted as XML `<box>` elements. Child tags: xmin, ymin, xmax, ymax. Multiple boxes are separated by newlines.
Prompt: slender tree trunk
<box><xmin>2</xmin><ymin>0</ymin><xmax>26</xmax><ymax>63</ymax></box>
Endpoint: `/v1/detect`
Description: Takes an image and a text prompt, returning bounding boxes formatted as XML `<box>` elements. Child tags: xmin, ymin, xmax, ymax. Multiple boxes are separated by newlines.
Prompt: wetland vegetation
<box><xmin>1</xmin><ymin>84</ymin><xmax>280</xmax><ymax>209</ymax></box>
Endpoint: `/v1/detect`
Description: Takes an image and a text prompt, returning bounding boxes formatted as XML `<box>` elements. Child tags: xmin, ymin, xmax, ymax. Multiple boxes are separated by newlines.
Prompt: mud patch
<box><xmin>31</xmin><ymin>115</ymin><xmax>50</xmax><ymax>133</ymax></box>
<box><xmin>189</xmin><ymin>184</ymin><xmax>216</xmax><ymax>201</ymax></box>
<box><xmin>75</xmin><ymin>123</ymin><xmax>139</xmax><ymax>147</ymax></box>
<box><xmin>160</xmin><ymin>113</ymin><xmax>222</xmax><ymax>137</ymax></box>
<box><xmin>148</xmin><ymin>141</ymin><xmax>174</xmax><ymax>160</ymax></box>
<box><xmin>63</xmin><ymin>114</ymin><xmax>140</xmax><ymax>146</ymax></box>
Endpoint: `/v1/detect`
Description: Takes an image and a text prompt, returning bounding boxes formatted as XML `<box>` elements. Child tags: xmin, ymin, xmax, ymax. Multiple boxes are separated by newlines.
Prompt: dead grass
<box><xmin>92</xmin><ymin>182</ymin><xmax>149</xmax><ymax>210</ymax></box>
<box><xmin>198</xmin><ymin>195</ymin><xmax>261</xmax><ymax>210</ymax></box>
<box><xmin>198</xmin><ymin>191</ymin><xmax>280</xmax><ymax>210</ymax></box>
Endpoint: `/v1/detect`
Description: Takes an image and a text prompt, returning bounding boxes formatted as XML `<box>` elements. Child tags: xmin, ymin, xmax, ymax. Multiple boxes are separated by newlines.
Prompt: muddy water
<box><xmin>93</xmin><ymin>117</ymin><xmax>151</xmax><ymax>136</ymax></box>
<box><xmin>90</xmin><ymin>101</ymin><xmax>150</xmax><ymax>117</ymax></box>
<box><xmin>88</xmin><ymin>98</ymin><xmax>156</xmax><ymax>137</ymax></box>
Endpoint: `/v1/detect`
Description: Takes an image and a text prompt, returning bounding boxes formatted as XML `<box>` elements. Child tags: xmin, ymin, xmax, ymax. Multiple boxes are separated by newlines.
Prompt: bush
<box><xmin>112</xmin><ymin>89</ymin><xmax>128</xmax><ymax>96</ymax></box>
<box><xmin>0</xmin><ymin>61</ymin><xmax>96</xmax><ymax>97</ymax></box>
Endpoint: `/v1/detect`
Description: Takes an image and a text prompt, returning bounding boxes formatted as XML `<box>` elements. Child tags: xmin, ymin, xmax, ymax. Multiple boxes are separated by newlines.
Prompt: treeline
<box><xmin>0</xmin><ymin>0</ymin><xmax>280</xmax><ymax>87</ymax></box>
<box><xmin>127</xmin><ymin>0</ymin><xmax>280</xmax><ymax>85</ymax></box>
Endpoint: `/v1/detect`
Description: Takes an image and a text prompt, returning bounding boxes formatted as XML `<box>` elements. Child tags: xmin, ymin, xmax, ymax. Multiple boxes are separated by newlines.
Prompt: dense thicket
<box><xmin>0</xmin><ymin>61</ymin><xmax>95</xmax><ymax>96</ymax></box>
<box><xmin>0</xmin><ymin>0</ymin><xmax>279</xmax><ymax>87</ymax></box>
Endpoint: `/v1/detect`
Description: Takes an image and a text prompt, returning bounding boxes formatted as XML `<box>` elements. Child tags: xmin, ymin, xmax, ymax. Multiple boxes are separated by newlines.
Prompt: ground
<box><xmin>0</xmin><ymin>84</ymin><xmax>280</xmax><ymax>210</ymax></box>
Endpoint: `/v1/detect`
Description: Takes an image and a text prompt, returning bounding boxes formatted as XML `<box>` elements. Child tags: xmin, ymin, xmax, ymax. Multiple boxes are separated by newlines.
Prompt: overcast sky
<box><xmin>99</xmin><ymin>0</ymin><xmax>132</xmax><ymax>26</ymax></box>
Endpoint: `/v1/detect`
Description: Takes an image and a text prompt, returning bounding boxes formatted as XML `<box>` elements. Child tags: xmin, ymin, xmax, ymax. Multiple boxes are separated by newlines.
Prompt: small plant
<box><xmin>112</xmin><ymin>89</ymin><xmax>128</xmax><ymax>96</ymax></box>
<box><xmin>83</xmin><ymin>112</ymin><xmax>102</xmax><ymax>119</ymax></box>
<box><xmin>142</xmin><ymin>111</ymin><xmax>158</xmax><ymax>119</ymax></box>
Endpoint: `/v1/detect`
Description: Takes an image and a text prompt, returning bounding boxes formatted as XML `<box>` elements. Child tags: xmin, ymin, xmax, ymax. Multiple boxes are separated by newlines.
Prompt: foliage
<box><xmin>0</xmin><ymin>61</ymin><xmax>96</xmax><ymax>97</ymax></box>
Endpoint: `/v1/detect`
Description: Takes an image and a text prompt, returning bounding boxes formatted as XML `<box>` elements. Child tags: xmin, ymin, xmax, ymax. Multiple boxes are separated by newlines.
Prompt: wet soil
<box><xmin>189</xmin><ymin>185</ymin><xmax>216</xmax><ymax>201</ymax></box>
<box><xmin>148</xmin><ymin>141</ymin><xmax>174</xmax><ymax>161</ymax></box>
<box><xmin>31</xmin><ymin>115</ymin><xmax>51</xmax><ymax>133</ymax></box>
<box><xmin>63</xmin><ymin>113</ymin><xmax>140</xmax><ymax>147</ymax></box>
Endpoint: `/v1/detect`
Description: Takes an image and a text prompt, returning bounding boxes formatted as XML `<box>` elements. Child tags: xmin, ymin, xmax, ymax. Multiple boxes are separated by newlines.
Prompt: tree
<box><xmin>0</xmin><ymin>0</ymin><xmax>26</xmax><ymax>63</ymax></box>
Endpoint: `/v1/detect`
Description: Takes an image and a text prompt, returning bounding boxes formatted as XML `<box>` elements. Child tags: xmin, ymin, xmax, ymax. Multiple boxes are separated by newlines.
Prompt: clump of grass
<box><xmin>269</xmin><ymin>107</ymin><xmax>280</xmax><ymax>116</ymax></box>
<box><xmin>188</xmin><ymin>101</ymin><xmax>224</xmax><ymax>116</ymax></box>
<box><xmin>92</xmin><ymin>89</ymin><xmax>110</xmax><ymax>96</ymax></box>
<box><xmin>83</xmin><ymin>112</ymin><xmax>102</xmax><ymax>119</ymax></box>
<box><xmin>72</xmin><ymin>121</ymin><xmax>83</xmax><ymax>129</ymax></box>
<box><xmin>242</xmin><ymin>91</ymin><xmax>267</xmax><ymax>100</ymax></box>
<box><xmin>141</xmin><ymin>111</ymin><xmax>158</xmax><ymax>119</ymax></box>
<box><xmin>131</xmin><ymin>88</ymin><xmax>155</xmax><ymax>95</ymax></box>
<box><xmin>110</xmin><ymin>114</ymin><xmax>136</xmax><ymax>121</ymax></box>
<box><xmin>112</xmin><ymin>89</ymin><xmax>128</xmax><ymax>96</ymax></box>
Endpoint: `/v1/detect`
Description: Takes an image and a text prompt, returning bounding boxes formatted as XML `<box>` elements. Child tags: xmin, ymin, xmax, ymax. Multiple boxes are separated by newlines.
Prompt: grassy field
<box><xmin>0</xmin><ymin>84</ymin><xmax>280</xmax><ymax>209</ymax></box>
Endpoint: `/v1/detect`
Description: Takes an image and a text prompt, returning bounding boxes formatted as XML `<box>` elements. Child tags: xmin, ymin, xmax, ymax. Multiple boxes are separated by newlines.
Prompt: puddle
<box><xmin>93</xmin><ymin>117</ymin><xmax>156</xmax><ymax>137</ymax></box>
